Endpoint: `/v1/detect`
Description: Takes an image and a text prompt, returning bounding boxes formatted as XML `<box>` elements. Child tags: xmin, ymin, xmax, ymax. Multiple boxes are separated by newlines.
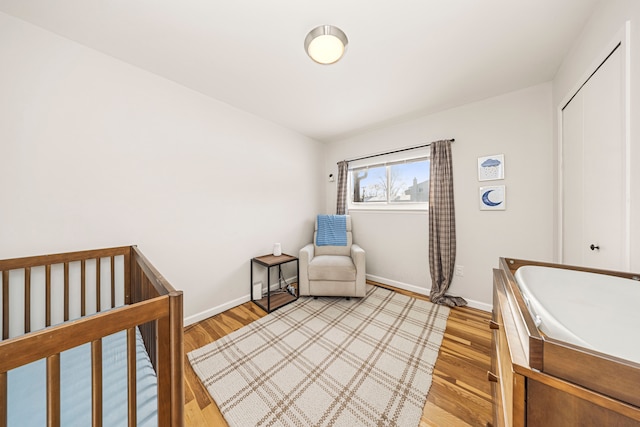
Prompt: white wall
<box><xmin>0</xmin><ymin>12</ymin><xmax>325</xmax><ymax>323</ymax></box>
<box><xmin>552</xmin><ymin>0</ymin><xmax>640</xmax><ymax>272</ymax></box>
<box><xmin>325</xmin><ymin>84</ymin><xmax>554</xmax><ymax>309</ymax></box>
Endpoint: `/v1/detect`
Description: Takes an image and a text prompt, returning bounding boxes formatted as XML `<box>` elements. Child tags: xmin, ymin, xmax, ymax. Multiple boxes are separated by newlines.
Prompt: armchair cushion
<box><xmin>308</xmin><ymin>255</ymin><xmax>356</xmax><ymax>282</ymax></box>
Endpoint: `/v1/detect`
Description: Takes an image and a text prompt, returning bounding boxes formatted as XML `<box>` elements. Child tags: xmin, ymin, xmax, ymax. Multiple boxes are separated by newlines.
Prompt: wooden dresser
<box><xmin>490</xmin><ymin>259</ymin><xmax>640</xmax><ymax>426</ymax></box>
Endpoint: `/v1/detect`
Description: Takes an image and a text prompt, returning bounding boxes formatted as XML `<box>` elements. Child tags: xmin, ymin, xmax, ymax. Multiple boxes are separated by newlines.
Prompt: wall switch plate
<box><xmin>455</xmin><ymin>265</ymin><xmax>464</xmax><ymax>277</ymax></box>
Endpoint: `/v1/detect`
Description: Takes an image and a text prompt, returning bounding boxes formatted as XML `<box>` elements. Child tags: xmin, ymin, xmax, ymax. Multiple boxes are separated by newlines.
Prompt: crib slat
<box><xmin>123</xmin><ymin>251</ymin><xmax>131</xmax><ymax>305</ymax></box>
<box><xmin>168</xmin><ymin>291</ymin><xmax>184</xmax><ymax>427</ymax></box>
<box><xmin>111</xmin><ymin>256</ymin><xmax>116</xmax><ymax>309</ymax></box>
<box><xmin>127</xmin><ymin>327</ymin><xmax>137</xmax><ymax>427</ymax></box>
<box><xmin>96</xmin><ymin>258</ymin><xmax>101</xmax><ymax>312</ymax></box>
<box><xmin>92</xmin><ymin>339</ymin><xmax>103</xmax><ymax>427</ymax></box>
<box><xmin>47</xmin><ymin>353</ymin><xmax>61</xmax><ymax>427</ymax></box>
<box><xmin>64</xmin><ymin>262</ymin><xmax>69</xmax><ymax>322</ymax></box>
<box><xmin>0</xmin><ymin>371</ymin><xmax>6</xmax><ymax>426</ymax></box>
<box><xmin>81</xmin><ymin>260</ymin><xmax>86</xmax><ymax>317</ymax></box>
<box><xmin>2</xmin><ymin>271</ymin><xmax>8</xmax><ymax>340</ymax></box>
<box><xmin>45</xmin><ymin>264</ymin><xmax>51</xmax><ymax>327</ymax></box>
<box><xmin>25</xmin><ymin>267</ymin><xmax>31</xmax><ymax>333</ymax></box>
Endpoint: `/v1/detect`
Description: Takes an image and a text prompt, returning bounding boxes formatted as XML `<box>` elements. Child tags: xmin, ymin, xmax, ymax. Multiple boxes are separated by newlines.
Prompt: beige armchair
<box><xmin>299</xmin><ymin>215</ymin><xmax>366</xmax><ymax>298</ymax></box>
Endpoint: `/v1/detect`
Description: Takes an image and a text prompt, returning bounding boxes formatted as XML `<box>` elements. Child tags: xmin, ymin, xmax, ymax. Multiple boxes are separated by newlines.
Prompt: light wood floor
<box><xmin>183</xmin><ymin>283</ymin><xmax>493</xmax><ymax>426</ymax></box>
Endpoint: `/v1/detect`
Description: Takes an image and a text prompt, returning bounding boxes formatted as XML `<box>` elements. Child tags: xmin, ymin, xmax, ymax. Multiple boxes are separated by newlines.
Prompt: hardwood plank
<box><xmin>184</xmin><ymin>324</ymin><xmax>213</xmax><ymax>353</ymax></box>
<box><xmin>434</xmin><ymin>353</ymin><xmax>493</xmax><ymax>399</ymax></box>
<box><xmin>425</xmin><ymin>376</ymin><xmax>492</xmax><ymax>426</ymax></box>
<box><xmin>201</xmin><ymin>403</ymin><xmax>227</xmax><ymax>426</ymax></box>
<box><xmin>184</xmin><ymin>353</ymin><xmax>214</xmax><ymax>411</ymax></box>
<box><xmin>183</xmin><ymin>284</ymin><xmax>493</xmax><ymax>426</ymax></box>
<box><xmin>184</xmin><ymin>400</ymin><xmax>209</xmax><ymax>427</ymax></box>
<box><xmin>421</xmin><ymin>401</ymin><xmax>473</xmax><ymax>427</ymax></box>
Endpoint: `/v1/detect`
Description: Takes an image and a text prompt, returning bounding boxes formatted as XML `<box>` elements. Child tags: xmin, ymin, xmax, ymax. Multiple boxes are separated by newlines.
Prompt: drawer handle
<box><xmin>489</xmin><ymin>320</ymin><xmax>500</xmax><ymax>330</ymax></box>
<box><xmin>487</xmin><ymin>371</ymin><xmax>499</xmax><ymax>383</ymax></box>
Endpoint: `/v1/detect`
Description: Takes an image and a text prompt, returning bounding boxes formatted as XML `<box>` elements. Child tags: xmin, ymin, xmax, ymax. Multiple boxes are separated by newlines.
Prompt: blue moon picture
<box><xmin>479</xmin><ymin>185</ymin><xmax>505</xmax><ymax>210</ymax></box>
<box><xmin>482</xmin><ymin>189</ymin><xmax>501</xmax><ymax>206</ymax></box>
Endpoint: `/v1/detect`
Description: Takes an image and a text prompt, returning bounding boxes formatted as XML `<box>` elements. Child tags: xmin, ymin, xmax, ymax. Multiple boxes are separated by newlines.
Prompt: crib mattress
<box><xmin>7</xmin><ymin>327</ymin><xmax>157</xmax><ymax>427</ymax></box>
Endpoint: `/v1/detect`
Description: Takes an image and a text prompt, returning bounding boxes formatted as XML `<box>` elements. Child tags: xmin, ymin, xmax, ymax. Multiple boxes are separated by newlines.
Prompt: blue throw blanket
<box><xmin>316</xmin><ymin>215</ymin><xmax>347</xmax><ymax>246</ymax></box>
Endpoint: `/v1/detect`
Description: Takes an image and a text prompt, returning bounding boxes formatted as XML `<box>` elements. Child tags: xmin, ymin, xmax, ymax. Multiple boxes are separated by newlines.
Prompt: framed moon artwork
<box><xmin>479</xmin><ymin>185</ymin><xmax>506</xmax><ymax>210</ymax></box>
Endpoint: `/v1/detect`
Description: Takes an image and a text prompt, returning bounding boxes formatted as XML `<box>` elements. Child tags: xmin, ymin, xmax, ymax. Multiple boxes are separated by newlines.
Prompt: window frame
<box><xmin>347</xmin><ymin>155</ymin><xmax>430</xmax><ymax>211</ymax></box>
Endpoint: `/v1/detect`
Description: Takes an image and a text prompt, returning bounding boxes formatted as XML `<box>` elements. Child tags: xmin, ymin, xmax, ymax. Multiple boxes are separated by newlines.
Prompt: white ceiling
<box><xmin>0</xmin><ymin>0</ymin><xmax>599</xmax><ymax>142</ymax></box>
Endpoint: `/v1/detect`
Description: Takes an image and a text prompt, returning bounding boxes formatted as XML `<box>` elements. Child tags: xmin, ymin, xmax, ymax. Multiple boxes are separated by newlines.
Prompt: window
<box><xmin>349</xmin><ymin>156</ymin><xmax>430</xmax><ymax>209</ymax></box>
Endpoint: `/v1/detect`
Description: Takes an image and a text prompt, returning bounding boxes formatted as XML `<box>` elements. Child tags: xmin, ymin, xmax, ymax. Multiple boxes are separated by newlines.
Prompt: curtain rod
<box><xmin>342</xmin><ymin>139</ymin><xmax>454</xmax><ymax>163</ymax></box>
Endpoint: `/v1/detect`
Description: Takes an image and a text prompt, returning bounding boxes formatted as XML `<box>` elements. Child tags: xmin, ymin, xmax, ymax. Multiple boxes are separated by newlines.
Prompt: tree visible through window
<box><xmin>350</xmin><ymin>157</ymin><xmax>430</xmax><ymax>205</ymax></box>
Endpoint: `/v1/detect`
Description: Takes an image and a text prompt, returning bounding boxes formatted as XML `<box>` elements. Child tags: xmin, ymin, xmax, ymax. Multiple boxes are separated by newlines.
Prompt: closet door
<box><xmin>562</xmin><ymin>45</ymin><xmax>625</xmax><ymax>270</ymax></box>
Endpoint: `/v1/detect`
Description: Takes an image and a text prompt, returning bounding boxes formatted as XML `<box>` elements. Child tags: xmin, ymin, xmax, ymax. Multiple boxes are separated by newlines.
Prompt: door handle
<box><xmin>590</xmin><ymin>244</ymin><xmax>600</xmax><ymax>251</ymax></box>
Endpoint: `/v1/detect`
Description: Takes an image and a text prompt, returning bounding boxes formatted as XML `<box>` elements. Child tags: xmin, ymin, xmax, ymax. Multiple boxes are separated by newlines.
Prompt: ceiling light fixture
<box><xmin>304</xmin><ymin>25</ymin><xmax>348</xmax><ymax>65</ymax></box>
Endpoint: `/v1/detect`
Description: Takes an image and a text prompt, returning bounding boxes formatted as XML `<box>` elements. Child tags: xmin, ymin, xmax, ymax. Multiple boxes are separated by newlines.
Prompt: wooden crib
<box><xmin>0</xmin><ymin>245</ymin><xmax>183</xmax><ymax>427</ymax></box>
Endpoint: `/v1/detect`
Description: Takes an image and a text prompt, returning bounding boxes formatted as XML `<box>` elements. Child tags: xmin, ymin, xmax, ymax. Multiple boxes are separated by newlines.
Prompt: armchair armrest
<box><xmin>351</xmin><ymin>244</ymin><xmax>366</xmax><ymax>296</ymax></box>
<box><xmin>300</xmin><ymin>243</ymin><xmax>314</xmax><ymax>264</ymax></box>
<box><xmin>351</xmin><ymin>244</ymin><xmax>365</xmax><ymax>265</ymax></box>
<box><xmin>299</xmin><ymin>243</ymin><xmax>314</xmax><ymax>296</ymax></box>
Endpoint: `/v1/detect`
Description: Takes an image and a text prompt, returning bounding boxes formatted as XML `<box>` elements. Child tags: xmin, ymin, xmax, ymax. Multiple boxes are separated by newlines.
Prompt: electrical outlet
<box><xmin>455</xmin><ymin>265</ymin><xmax>464</xmax><ymax>277</ymax></box>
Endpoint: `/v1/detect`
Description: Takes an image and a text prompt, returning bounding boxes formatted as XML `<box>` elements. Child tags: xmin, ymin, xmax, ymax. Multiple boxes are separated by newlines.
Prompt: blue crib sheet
<box><xmin>7</xmin><ymin>328</ymin><xmax>157</xmax><ymax>427</ymax></box>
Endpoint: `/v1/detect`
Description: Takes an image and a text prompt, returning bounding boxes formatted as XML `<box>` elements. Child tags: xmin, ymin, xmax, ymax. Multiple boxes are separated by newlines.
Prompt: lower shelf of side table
<box><xmin>253</xmin><ymin>284</ymin><xmax>298</xmax><ymax>312</ymax></box>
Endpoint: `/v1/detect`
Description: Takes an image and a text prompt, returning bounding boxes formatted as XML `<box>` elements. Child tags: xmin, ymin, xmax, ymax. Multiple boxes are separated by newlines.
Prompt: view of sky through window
<box><xmin>351</xmin><ymin>158</ymin><xmax>430</xmax><ymax>204</ymax></box>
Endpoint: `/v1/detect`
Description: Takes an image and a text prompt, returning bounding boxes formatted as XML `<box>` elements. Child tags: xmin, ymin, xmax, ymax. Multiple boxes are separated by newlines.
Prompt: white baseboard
<box><xmin>366</xmin><ymin>274</ymin><xmax>492</xmax><ymax>312</ymax></box>
<box><xmin>367</xmin><ymin>274</ymin><xmax>429</xmax><ymax>296</ymax></box>
<box><xmin>184</xmin><ymin>275</ymin><xmax>299</xmax><ymax>326</ymax></box>
<box><xmin>465</xmin><ymin>299</ymin><xmax>492</xmax><ymax>312</ymax></box>
<box><xmin>185</xmin><ymin>274</ymin><xmax>491</xmax><ymax>325</ymax></box>
<box><xmin>184</xmin><ymin>294</ymin><xmax>250</xmax><ymax>327</ymax></box>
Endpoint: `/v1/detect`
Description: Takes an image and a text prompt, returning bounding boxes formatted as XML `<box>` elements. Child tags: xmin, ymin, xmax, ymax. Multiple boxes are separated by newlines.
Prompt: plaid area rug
<box><xmin>188</xmin><ymin>286</ymin><xmax>450</xmax><ymax>427</ymax></box>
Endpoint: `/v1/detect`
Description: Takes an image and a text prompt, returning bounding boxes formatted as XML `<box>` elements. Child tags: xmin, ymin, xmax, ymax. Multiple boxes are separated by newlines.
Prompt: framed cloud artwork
<box><xmin>479</xmin><ymin>185</ymin><xmax>506</xmax><ymax>210</ymax></box>
<box><xmin>477</xmin><ymin>154</ymin><xmax>504</xmax><ymax>181</ymax></box>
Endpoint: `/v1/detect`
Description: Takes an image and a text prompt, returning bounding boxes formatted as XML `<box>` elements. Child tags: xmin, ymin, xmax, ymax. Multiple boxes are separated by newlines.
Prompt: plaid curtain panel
<box><xmin>336</xmin><ymin>160</ymin><xmax>349</xmax><ymax>215</ymax></box>
<box><xmin>428</xmin><ymin>140</ymin><xmax>466</xmax><ymax>307</ymax></box>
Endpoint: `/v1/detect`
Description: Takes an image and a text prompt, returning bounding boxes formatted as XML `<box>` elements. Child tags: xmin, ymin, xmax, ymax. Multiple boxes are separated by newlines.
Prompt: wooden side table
<box><xmin>250</xmin><ymin>253</ymin><xmax>299</xmax><ymax>313</ymax></box>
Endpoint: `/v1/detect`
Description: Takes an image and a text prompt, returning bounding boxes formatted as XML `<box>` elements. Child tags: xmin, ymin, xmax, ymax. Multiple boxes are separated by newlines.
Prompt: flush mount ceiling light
<box><xmin>304</xmin><ymin>25</ymin><xmax>348</xmax><ymax>65</ymax></box>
